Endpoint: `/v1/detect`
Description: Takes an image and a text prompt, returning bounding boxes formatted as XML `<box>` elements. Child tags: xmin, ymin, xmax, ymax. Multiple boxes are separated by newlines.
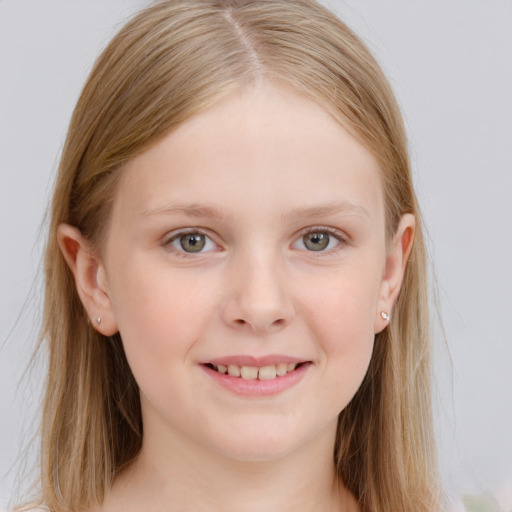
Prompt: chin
<box><xmin>205</xmin><ymin>421</ymin><xmax>320</xmax><ymax>464</ymax></box>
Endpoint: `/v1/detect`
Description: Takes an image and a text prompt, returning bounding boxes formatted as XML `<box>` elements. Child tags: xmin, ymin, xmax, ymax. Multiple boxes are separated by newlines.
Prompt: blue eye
<box><xmin>167</xmin><ymin>232</ymin><xmax>216</xmax><ymax>253</ymax></box>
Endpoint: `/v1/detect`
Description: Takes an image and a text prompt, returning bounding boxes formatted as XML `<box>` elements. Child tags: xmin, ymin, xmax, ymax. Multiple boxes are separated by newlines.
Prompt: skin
<box><xmin>59</xmin><ymin>84</ymin><xmax>414</xmax><ymax>512</ymax></box>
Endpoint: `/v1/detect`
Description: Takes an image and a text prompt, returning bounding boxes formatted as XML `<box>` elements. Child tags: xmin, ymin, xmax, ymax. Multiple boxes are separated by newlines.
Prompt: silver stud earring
<box><xmin>95</xmin><ymin>316</ymin><xmax>101</xmax><ymax>325</ymax></box>
<box><xmin>380</xmin><ymin>311</ymin><xmax>390</xmax><ymax>321</ymax></box>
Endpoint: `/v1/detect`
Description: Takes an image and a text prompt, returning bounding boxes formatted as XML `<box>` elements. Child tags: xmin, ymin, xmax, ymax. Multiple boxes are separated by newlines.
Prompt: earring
<box><xmin>95</xmin><ymin>316</ymin><xmax>101</xmax><ymax>325</ymax></box>
<box><xmin>380</xmin><ymin>311</ymin><xmax>390</xmax><ymax>321</ymax></box>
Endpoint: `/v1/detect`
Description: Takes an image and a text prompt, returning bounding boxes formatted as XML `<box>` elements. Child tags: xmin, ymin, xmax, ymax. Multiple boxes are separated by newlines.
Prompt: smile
<box><xmin>200</xmin><ymin>358</ymin><xmax>311</xmax><ymax>397</ymax></box>
<box><xmin>204</xmin><ymin>362</ymin><xmax>302</xmax><ymax>381</ymax></box>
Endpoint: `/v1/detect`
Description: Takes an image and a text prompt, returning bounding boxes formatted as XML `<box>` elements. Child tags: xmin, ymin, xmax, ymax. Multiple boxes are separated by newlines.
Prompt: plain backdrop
<box><xmin>1</xmin><ymin>0</ymin><xmax>511</xmax><ymax>507</ymax></box>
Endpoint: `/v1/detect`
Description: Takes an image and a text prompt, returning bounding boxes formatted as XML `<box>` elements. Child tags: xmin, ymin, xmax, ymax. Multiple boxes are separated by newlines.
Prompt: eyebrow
<box><xmin>141</xmin><ymin>202</ymin><xmax>228</xmax><ymax>219</ymax></box>
<box><xmin>141</xmin><ymin>200</ymin><xmax>369</xmax><ymax>221</ymax></box>
<box><xmin>283</xmin><ymin>201</ymin><xmax>370</xmax><ymax>221</ymax></box>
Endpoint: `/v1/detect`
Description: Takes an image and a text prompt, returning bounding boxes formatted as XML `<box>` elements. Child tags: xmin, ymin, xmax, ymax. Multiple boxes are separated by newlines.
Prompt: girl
<box><xmin>20</xmin><ymin>0</ymin><xmax>442</xmax><ymax>510</ymax></box>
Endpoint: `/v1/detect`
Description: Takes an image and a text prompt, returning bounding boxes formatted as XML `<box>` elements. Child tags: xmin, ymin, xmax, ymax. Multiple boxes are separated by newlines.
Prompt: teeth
<box><xmin>227</xmin><ymin>365</ymin><xmax>241</xmax><ymax>377</ymax></box>
<box><xmin>276</xmin><ymin>363</ymin><xmax>288</xmax><ymax>376</ymax></box>
<box><xmin>258</xmin><ymin>365</ymin><xmax>277</xmax><ymax>380</ymax></box>
<box><xmin>212</xmin><ymin>362</ymin><xmax>302</xmax><ymax>380</ymax></box>
<box><xmin>240</xmin><ymin>366</ymin><xmax>258</xmax><ymax>380</ymax></box>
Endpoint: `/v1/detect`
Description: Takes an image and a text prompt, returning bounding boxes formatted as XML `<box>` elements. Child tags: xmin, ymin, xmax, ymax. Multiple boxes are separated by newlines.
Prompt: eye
<box><xmin>166</xmin><ymin>231</ymin><xmax>217</xmax><ymax>254</ymax></box>
<box><xmin>293</xmin><ymin>229</ymin><xmax>343</xmax><ymax>252</ymax></box>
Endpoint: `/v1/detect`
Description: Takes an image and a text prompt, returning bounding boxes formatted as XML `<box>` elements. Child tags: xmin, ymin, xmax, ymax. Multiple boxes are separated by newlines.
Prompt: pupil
<box><xmin>181</xmin><ymin>234</ymin><xmax>205</xmax><ymax>252</ymax></box>
<box><xmin>304</xmin><ymin>232</ymin><xmax>329</xmax><ymax>251</ymax></box>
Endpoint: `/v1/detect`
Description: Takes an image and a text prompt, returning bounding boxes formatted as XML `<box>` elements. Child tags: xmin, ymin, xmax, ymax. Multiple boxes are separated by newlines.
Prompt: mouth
<box><xmin>202</xmin><ymin>361</ymin><xmax>309</xmax><ymax>381</ymax></box>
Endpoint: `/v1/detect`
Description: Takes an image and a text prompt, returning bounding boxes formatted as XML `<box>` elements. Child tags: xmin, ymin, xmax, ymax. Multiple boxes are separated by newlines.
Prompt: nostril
<box><xmin>233</xmin><ymin>317</ymin><xmax>286</xmax><ymax>330</ymax></box>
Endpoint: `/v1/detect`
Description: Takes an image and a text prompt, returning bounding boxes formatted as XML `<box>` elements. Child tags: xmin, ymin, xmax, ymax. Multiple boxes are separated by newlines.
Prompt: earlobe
<box><xmin>57</xmin><ymin>223</ymin><xmax>118</xmax><ymax>336</ymax></box>
<box><xmin>374</xmin><ymin>214</ymin><xmax>415</xmax><ymax>333</ymax></box>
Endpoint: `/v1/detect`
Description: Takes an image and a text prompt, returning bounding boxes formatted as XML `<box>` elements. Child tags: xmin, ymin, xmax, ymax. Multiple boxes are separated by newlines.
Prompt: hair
<box><xmin>25</xmin><ymin>0</ymin><xmax>442</xmax><ymax>510</ymax></box>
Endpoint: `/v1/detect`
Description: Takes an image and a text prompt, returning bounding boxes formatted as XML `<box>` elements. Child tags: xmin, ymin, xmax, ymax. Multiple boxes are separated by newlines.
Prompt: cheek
<box><xmin>316</xmin><ymin>288</ymin><xmax>375</xmax><ymax>374</ymax></box>
<box><xmin>297</xmin><ymin>264</ymin><xmax>380</xmax><ymax>399</ymax></box>
<box><xmin>300</xmin><ymin>261</ymin><xmax>381</xmax><ymax>340</ymax></box>
<box><xmin>108</xmin><ymin>259</ymin><xmax>217</xmax><ymax>373</ymax></box>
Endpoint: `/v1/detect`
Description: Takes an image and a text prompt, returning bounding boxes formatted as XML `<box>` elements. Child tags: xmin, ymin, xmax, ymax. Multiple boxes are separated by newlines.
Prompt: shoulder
<box><xmin>1</xmin><ymin>507</ymin><xmax>50</xmax><ymax>512</ymax></box>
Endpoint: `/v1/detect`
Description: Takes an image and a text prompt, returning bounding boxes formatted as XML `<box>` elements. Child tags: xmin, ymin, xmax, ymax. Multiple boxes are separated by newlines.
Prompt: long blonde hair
<box><xmin>30</xmin><ymin>1</ymin><xmax>441</xmax><ymax>510</ymax></box>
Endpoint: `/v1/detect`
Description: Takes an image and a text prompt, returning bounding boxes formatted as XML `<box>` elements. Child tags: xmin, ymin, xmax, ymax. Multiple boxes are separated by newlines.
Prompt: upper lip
<box><xmin>200</xmin><ymin>355</ymin><xmax>308</xmax><ymax>367</ymax></box>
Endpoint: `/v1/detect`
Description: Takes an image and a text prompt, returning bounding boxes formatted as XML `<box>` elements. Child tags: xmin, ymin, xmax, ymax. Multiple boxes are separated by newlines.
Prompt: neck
<box><xmin>105</xmin><ymin>421</ymin><xmax>354</xmax><ymax>512</ymax></box>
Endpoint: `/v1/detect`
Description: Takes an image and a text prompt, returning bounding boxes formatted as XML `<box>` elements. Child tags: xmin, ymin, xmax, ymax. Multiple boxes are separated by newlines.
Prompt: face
<box><xmin>85</xmin><ymin>85</ymin><xmax>408</xmax><ymax>463</ymax></box>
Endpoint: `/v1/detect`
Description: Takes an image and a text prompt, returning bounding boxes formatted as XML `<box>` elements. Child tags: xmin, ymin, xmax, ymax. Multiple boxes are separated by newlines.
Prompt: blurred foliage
<box><xmin>462</xmin><ymin>491</ymin><xmax>510</xmax><ymax>512</ymax></box>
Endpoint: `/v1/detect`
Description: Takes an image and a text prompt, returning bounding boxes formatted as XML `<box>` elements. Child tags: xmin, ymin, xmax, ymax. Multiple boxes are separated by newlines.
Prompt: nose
<box><xmin>221</xmin><ymin>251</ymin><xmax>295</xmax><ymax>334</ymax></box>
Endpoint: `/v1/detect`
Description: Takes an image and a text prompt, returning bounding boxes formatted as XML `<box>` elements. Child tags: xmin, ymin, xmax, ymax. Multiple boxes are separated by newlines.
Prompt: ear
<box><xmin>374</xmin><ymin>213</ymin><xmax>415</xmax><ymax>333</ymax></box>
<box><xmin>57</xmin><ymin>223</ymin><xmax>118</xmax><ymax>336</ymax></box>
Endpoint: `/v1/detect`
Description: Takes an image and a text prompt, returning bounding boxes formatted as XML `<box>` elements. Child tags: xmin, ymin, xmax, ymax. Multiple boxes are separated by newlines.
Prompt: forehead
<box><xmin>113</xmin><ymin>85</ymin><xmax>384</xmax><ymax>226</ymax></box>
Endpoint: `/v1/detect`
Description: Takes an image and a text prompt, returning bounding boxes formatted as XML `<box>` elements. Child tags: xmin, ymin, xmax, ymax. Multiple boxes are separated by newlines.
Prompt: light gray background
<box><xmin>1</xmin><ymin>0</ymin><xmax>511</xmax><ymax>508</ymax></box>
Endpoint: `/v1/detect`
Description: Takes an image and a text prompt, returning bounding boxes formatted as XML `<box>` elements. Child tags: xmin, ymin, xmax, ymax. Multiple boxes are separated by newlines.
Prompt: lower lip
<box><xmin>201</xmin><ymin>363</ymin><xmax>311</xmax><ymax>397</ymax></box>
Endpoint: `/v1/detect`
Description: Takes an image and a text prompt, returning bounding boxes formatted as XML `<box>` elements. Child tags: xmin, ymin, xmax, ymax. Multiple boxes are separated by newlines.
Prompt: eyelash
<box><xmin>162</xmin><ymin>229</ymin><xmax>218</xmax><ymax>257</ymax></box>
<box><xmin>162</xmin><ymin>226</ymin><xmax>348</xmax><ymax>256</ymax></box>
<box><xmin>294</xmin><ymin>226</ymin><xmax>348</xmax><ymax>253</ymax></box>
